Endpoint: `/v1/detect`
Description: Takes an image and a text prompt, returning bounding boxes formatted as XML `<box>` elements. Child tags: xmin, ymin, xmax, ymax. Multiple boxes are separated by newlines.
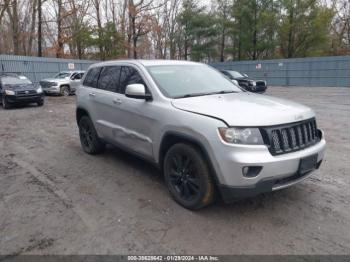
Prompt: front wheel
<box><xmin>2</xmin><ymin>97</ymin><xmax>10</xmax><ymax>109</ymax></box>
<box><xmin>60</xmin><ymin>86</ymin><xmax>70</xmax><ymax>96</ymax></box>
<box><xmin>78</xmin><ymin>116</ymin><xmax>105</xmax><ymax>154</ymax></box>
<box><xmin>163</xmin><ymin>143</ymin><xmax>215</xmax><ymax>210</ymax></box>
<box><xmin>37</xmin><ymin>100</ymin><xmax>44</xmax><ymax>106</ymax></box>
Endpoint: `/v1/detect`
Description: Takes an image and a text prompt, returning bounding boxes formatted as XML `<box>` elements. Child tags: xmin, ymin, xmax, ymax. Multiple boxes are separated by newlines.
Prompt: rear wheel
<box><xmin>60</xmin><ymin>86</ymin><xmax>70</xmax><ymax>96</ymax></box>
<box><xmin>163</xmin><ymin>143</ymin><xmax>215</xmax><ymax>210</ymax></box>
<box><xmin>78</xmin><ymin>115</ymin><xmax>105</xmax><ymax>154</ymax></box>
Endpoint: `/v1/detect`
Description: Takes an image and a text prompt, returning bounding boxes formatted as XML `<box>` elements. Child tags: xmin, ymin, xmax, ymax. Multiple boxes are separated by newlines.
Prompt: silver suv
<box><xmin>40</xmin><ymin>71</ymin><xmax>85</xmax><ymax>96</ymax></box>
<box><xmin>76</xmin><ymin>60</ymin><xmax>326</xmax><ymax>210</ymax></box>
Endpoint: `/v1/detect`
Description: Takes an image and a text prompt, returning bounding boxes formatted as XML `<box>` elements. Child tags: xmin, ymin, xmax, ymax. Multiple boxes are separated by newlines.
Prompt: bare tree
<box><xmin>37</xmin><ymin>0</ymin><xmax>42</xmax><ymax>56</ymax></box>
<box><xmin>127</xmin><ymin>0</ymin><xmax>164</xmax><ymax>58</ymax></box>
<box><xmin>92</xmin><ymin>0</ymin><xmax>105</xmax><ymax>60</ymax></box>
<box><xmin>6</xmin><ymin>0</ymin><xmax>20</xmax><ymax>55</ymax></box>
<box><xmin>0</xmin><ymin>0</ymin><xmax>11</xmax><ymax>24</ymax></box>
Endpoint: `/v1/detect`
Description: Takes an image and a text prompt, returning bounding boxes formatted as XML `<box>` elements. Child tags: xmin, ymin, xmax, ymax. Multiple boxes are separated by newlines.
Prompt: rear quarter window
<box><xmin>83</xmin><ymin>67</ymin><xmax>101</xmax><ymax>88</ymax></box>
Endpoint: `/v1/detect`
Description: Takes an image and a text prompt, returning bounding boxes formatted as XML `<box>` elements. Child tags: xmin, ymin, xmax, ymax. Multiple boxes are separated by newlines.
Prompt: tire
<box><xmin>37</xmin><ymin>100</ymin><xmax>44</xmax><ymax>106</ymax></box>
<box><xmin>163</xmin><ymin>143</ymin><xmax>215</xmax><ymax>210</ymax></box>
<box><xmin>78</xmin><ymin>115</ymin><xmax>105</xmax><ymax>154</ymax></box>
<box><xmin>60</xmin><ymin>86</ymin><xmax>70</xmax><ymax>96</ymax></box>
<box><xmin>2</xmin><ymin>97</ymin><xmax>10</xmax><ymax>109</ymax></box>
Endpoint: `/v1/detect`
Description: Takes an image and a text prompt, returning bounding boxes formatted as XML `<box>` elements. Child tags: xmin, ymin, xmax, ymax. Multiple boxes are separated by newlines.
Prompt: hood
<box><xmin>171</xmin><ymin>92</ymin><xmax>315</xmax><ymax>126</ymax></box>
<box><xmin>236</xmin><ymin>77</ymin><xmax>249</xmax><ymax>80</ymax></box>
<box><xmin>40</xmin><ymin>78</ymin><xmax>69</xmax><ymax>83</ymax></box>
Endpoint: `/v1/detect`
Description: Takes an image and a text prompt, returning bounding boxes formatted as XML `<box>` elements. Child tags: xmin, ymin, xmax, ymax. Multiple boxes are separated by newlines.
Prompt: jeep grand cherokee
<box><xmin>76</xmin><ymin>60</ymin><xmax>326</xmax><ymax>210</ymax></box>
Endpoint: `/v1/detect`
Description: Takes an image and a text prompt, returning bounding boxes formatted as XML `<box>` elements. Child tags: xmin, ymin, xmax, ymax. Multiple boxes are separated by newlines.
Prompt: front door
<box><xmin>109</xmin><ymin>66</ymin><xmax>155</xmax><ymax>159</ymax></box>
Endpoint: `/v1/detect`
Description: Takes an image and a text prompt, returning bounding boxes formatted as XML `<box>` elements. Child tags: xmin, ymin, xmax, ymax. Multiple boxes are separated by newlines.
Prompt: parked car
<box><xmin>40</xmin><ymin>71</ymin><xmax>85</xmax><ymax>96</ymax></box>
<box><xmin>220</xmin><ymin>69</ymin><xmax>267</xmax><ymax>93</ymax></box>
<box><xmin>76</xmin><ymin>60</ymin><xmax>325</xmax><ymax>210</ymax></box>
<box><xmin>0</xmin><ymin>73</ymin><xmax>44</xmax><ymax>109</ymax></box>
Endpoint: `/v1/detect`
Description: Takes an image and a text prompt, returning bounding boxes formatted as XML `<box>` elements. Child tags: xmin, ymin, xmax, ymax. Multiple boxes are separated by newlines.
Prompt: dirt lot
<box><xmin>0</xmin><ymin>87</ymin><xmax>350</xmax><ymax>255</ymax></box>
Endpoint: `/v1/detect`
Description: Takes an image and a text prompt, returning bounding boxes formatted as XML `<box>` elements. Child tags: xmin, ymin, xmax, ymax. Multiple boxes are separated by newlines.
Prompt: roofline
<box><xmin>89</xmin><ymin>59</ymin><xmax>202</xmax><ymax>68</ymax></box>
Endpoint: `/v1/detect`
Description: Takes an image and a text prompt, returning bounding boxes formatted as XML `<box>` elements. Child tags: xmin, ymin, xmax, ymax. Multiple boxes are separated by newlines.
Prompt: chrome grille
<box><xmin>16</xmin><ymin>90</ymin><xmax>37</xmax><ymax>95</ymax></box>
<box><xmin>261</xmin><ymin>119</ymin><xmax>320</xmax><ymax>155</ymax></box>
<box><xmin>40</xmin><ymin>81</ymin><xmax>56</xmax><ymax>88</ymax></box>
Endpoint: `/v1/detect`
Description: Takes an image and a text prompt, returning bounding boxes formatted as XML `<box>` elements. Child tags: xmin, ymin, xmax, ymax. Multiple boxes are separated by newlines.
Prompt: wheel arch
<box><xmin>159</xmin><ymin>131</ymin><xmax>220</xmax><ymax>185</ymax></box>
<box><xmin>76</xmin><ymin>107</ymin><xmax>90</xmax><ymax>125</ymax></box>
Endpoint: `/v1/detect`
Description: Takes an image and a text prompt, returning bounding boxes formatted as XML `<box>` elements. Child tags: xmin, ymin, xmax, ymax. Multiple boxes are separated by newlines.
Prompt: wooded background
<box><xmin>0</xmin><ymin>0</ymin><xmax>349</xmax><ymax>62</ymax></box>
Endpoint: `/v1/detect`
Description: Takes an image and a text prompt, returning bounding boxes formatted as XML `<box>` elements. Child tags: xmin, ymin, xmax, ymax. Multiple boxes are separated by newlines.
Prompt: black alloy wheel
<box><xmin>61</xmin><ymin>86</ymin><xmax>70</xmax><ymax>96</ymax></box>
<box><xmin>164</xmin><ymin>143</ymin><xmax>215</xmax><ymax>210</ymax></box>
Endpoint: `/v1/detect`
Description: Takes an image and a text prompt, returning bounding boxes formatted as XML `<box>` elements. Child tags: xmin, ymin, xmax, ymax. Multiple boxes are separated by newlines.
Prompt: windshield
<box><xmin>1</xmin><ymin>76</ymin><xmax>32</xmax><ymax>85</ymax></box>
<box><xmin>54</xmin><ymin>72</ymin><xmax>71</xmax><ymax>79</ymax></box>
<box><xmin>227</xmin><ymin>71</ymin><xmax>245</xmax><ymax>78</ymax></box>
<box><xmin>147</xmin><ymin>64</ymin><xmax>242</xmax><ymax>98</ymax></box>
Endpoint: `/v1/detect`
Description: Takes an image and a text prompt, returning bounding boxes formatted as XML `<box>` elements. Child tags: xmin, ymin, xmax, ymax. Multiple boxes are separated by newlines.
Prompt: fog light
<box><xmin>242</xmin><ymin>166</ymin><xmax>262</xmax><ymax>178</ymax></box>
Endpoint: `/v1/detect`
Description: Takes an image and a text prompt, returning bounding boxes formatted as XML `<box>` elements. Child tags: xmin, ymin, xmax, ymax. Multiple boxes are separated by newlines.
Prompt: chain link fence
<box><xmin>1</xmin><ymin>54</ymin><xmax>350</xmax><ymax>87</ymax></box>
<box><xmin>211</xmin><ymin>55</ymin><xmax>350</xmax><ymax>87</ymax></box>
<box><xmin>0</xmin><ymin>55</ymin><xmax>96</xmax><ymax>84</ymax></box>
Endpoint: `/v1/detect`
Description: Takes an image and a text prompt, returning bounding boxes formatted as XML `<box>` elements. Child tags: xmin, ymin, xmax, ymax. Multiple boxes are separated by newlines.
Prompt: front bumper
<box><xmin>249</xmin><ymin>85</ymin><xmax>267</xmax><ymax>93</ymax></box>
<box><xmin>210</xmin><ymin>131</ymin><xmax>326</xmax><ymax>202</ymax></box>
<box><xmin>42</xmin><ymin>86</ymin><xmax>60</xmax><ymax>94</ymax></box>
<box><xmin>5</xmin><ymin>93</ymin><xmax>44</xmax><ymax>103</ymax></box>
<box><xmin>219</xmin><ymin>165</ymin><xmax>321</xmax><ymax>202</ymax></box>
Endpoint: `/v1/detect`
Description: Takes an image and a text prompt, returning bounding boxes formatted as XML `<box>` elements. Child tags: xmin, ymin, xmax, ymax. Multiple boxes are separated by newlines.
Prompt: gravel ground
<box><xmin>0</xmin><ymin>87</ymin><xmax>349</xmax><ymax>255</ymax></box>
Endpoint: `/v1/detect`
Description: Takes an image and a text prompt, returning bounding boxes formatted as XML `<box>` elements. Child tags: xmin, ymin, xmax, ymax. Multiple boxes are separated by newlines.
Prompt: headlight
<box><xmin>218</xmin><ymin>127</ymin><xmax>264</xmax><ymax>145</ymax></box>
<box><xmin>5</xmin><ymin>90</ymin><xmax>15</xmax><ymax>95</ymax></box>
<box><xmin>232</xmin><ymin>79</ymin><xmax>239</xmax><ymax>86</ymax></box>
<box><xmin>37</xmin><ymin>86</ymin><xmax>43</xmax><ymax>93</ymax></box>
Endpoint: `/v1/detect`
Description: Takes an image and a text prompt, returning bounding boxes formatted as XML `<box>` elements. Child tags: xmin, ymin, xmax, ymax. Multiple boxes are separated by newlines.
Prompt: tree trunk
<box><xmin>38</xmin><ymin>0</ymin><xmax>42</xmax><ymax>56</ymax></box>
<box><xmin>220</xmin><ymin>27</ymin><xmax>225</xmax><ymax>62</ymax></box>
<box><xmin>133</xmin><ymin>36</ymin><xmax>137</xmax><ymax>58</ymax></box>
<box><xmin>238</xmin><ymin>18</ymin><xmax>242</xmax><ymax>60</ymax></box>
<box><xmin>95</xmin><ymin>0</ymin><xmax>104</xmax><ymax>60</ymax></box>
<box><xmin>184</xmin><ymin>32</ymin><xmax>188</xmax><ymax>60</ymax></box>
<box><xmin>252</xmin><ymin>0</ymin><xmax>257</xmax><ymax>60</ymax></box>
<box><xmin>56</xmin><ymin>0</ymin><xmax>64</xmax><ymax>58</ymax></box>
<box><xmin>28</xmin><ymin>0</ymin><xmax>37</xmax><ymax>55</ymax></box>
<box><xmin>9</xmin><ymin>0</ymin><xmax>20</xmax><ymax>55</ymax></box>
<box><xmin>287</xmin><ymin>6</ymin><xmax>294</xmax><ymax>58</ymax></box>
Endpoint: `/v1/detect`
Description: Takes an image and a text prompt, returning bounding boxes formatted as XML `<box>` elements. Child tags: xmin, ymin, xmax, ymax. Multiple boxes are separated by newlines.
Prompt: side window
<box><xmin>83</xmin><ymin>67</ymin><xmax>101</xmax><ymax>88</ymax></box>
<box><xmin>73</xmin><ymin>73</ymin><xmax>83</xmax><ymax>80</ymax></box>
<box><xmin>119</xmin><ymin>66</ymin><xmax>146</xmax><ymax>94</ymax></box>
<box><xmin>97</xmin><ymin>66</ymin><xmax>121</xmax><ymax>92</ymax></box>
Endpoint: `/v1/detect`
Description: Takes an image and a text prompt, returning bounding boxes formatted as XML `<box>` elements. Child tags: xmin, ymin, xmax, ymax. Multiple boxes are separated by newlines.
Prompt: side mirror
<box><xmin>125</xmin><ymin>84</ymin><xmax>152</xmax><ymax>100</ymax></box>
<box><xmin>243</xmin><ymin>73</ymin><xmax>248</xmax><ymax>78</ymax></box>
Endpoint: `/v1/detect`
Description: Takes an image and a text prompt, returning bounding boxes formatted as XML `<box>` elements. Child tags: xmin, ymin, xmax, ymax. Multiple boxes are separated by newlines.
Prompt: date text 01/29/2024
<box><xmin>127</xmin><ymin>255</ymin><xmax>220</xmax><ymax>261</ymax></box>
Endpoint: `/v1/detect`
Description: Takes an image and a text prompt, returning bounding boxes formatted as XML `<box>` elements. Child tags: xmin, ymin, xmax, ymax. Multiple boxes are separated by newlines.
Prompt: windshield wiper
<box><xmin>174</xmin><ymin>92</ymin><xmax>213</xmax><ymax>99</ymax></box>
<box><xmin>174</xmin><ymin>90</ymin><xmax>238</xmax><ymax>99</ymax></box>
<box><xmin>208</xmin><ymin>90</ymin><xmax>238</xmax><ymax>95</ymax></box>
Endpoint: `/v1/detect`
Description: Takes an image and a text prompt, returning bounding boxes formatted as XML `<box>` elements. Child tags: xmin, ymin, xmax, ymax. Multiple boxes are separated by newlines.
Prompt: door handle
<box><xmin>113</xmin><ymin>98</ymin><xmax>122</xmax><ymax>105</ymax></box>
<box><xmin>89</xmin><ymin>92</ymin><xmax>96</xmax><ymax>97</ymax></box>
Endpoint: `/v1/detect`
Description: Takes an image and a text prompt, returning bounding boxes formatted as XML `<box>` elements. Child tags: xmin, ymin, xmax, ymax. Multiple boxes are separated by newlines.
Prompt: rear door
<box><xmin>81</xmin><ymin>67</ymin><xmax>102</xmax><ymax>133</ymax></box>
<box><xmin>90</xmin><ymin>66</ymin><xmax>122</xmax><ymax>141</ymax></box>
